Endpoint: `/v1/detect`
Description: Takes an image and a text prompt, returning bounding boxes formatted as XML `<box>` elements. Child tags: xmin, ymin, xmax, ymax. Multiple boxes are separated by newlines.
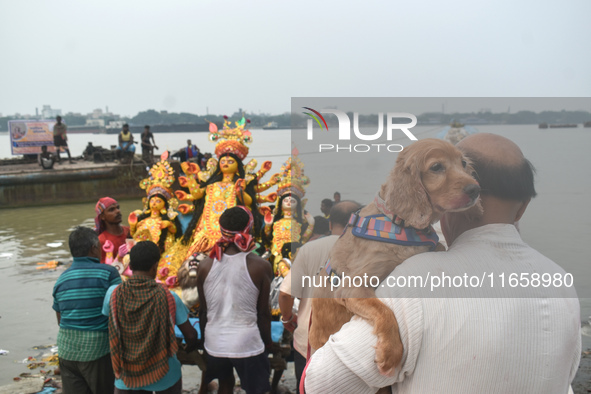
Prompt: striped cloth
<box><xmin>108</xmin><ymin>277</ymin><xmax>178</xmax><ymax>389</ymax></box>
<box><xmin>348</xmin><ymin>213</ymin><xmax>439</xmax><ymax>250</ymax></box>
<box><xmin>52</xmin><ymin>256</ymin><xmax>121</xmax><ymax>361</ymax></box>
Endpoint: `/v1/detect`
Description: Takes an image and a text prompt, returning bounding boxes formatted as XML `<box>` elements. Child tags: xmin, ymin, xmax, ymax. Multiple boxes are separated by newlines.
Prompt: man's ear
<box><xmin>514</xmin><ymin>198</ymin><xmax>531</xmax><ymax>223</ymax></box>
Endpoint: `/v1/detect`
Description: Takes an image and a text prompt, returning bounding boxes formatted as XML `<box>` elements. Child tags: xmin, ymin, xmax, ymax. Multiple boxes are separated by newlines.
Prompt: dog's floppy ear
<box><xmin>382</xmin><ymin>147</ymin><xmax>433</xmax><ymax>229</ymax></box>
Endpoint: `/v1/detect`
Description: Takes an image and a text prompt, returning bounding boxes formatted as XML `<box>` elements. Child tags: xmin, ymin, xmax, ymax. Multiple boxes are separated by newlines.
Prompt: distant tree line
<box><xmin>1</xmin><ymin>110</ymin><xmax>590</xmax><ymax>132</ymax></box>
<box><xmin>416</xmin><ymin>110</ymin><xmax>591</xmax><ymax>125</ymax></box>
<box><xmin>129</xmin><ymin>110</ymin><xmax>293</xmax><ymax>129</ymax></box>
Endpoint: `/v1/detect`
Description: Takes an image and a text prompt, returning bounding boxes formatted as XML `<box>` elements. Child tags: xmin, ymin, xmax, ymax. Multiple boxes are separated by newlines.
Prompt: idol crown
<box><xmin>277</xmin><ymin>154</ymin><xmax>309</xmax><ymax>199</ymax></box>
<box><xmin>140</xmin><ymin>153</ymin><xmax>176</xmax><ymax>200</ymax></box>
<box><xmin>209</xmin><ymin>116</ymin><xmax>252</xmax><ymax>161</ymax></box>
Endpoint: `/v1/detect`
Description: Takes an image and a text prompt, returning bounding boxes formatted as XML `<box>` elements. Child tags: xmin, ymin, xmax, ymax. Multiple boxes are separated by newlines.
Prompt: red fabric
<box><xmin>95</xmin><ymin>197</ymin><xmax>118</xmax><ymax>234</ymax></box>
<box><xmin>99</xmin><ymin>227</ymin><xmax>130</xmax><ymax>264</ymax></box>
<box><xmin>209</xmin><ymin>206</ymin><xmax>255</xmax><ymax>261</ymax></box>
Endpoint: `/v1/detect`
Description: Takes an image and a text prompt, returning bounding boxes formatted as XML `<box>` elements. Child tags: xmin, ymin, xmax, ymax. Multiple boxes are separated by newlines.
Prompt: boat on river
<box><xmin>262</xmin><ymin>121</ymin><xmax>279</xmax><ymax>130</ymax></box>
<box><xmin>437</xmin><ymin>121</ymin><xmax>478</xmax><ymax>144</ymax></box>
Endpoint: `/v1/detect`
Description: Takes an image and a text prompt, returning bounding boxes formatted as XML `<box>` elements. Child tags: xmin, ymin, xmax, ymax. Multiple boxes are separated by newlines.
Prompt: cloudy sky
<box><xmin>1</xmin><ymin>0</ymin><xmax>590</xmax><ymax>117</ymax></box>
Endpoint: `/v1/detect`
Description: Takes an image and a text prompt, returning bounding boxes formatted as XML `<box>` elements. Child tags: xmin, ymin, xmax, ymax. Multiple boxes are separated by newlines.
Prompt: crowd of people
<box><xmin>50</xmin><ymin>132</ymin><xmax>581</xmax><ymax>394</ymax></box>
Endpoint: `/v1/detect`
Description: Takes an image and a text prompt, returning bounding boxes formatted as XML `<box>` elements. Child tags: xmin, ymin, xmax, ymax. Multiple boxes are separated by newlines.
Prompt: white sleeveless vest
<box><xmin>203</xmin><ymin>252</ymin><xmax>265</xmax><ymax>357</ymax></box>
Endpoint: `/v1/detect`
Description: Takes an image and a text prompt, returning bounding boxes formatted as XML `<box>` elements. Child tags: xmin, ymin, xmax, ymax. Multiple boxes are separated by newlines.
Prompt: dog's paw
<box><xmin>374</xmin><ymin>336</ymin><xmax>402</xmax><ymax>377</ymax></box>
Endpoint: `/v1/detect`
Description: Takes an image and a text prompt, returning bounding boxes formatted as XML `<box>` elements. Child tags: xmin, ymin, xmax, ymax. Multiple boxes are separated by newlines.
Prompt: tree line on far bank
<box><xmin>1</xmin><ymin>109</ymin><xmax>590</xmax><ymax>132</ymax></box>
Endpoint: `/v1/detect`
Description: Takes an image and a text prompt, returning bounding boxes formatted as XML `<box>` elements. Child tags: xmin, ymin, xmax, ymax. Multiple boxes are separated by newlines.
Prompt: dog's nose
<box><xmin>464</xmin><ymin>184</ymin><xmax>481</xmax><ymax>200</ymax></box>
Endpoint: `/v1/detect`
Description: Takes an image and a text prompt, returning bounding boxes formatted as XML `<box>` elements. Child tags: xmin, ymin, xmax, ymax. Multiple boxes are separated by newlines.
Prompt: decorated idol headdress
<box><xmin>139</xmin><ymin>151</ymin><xmax>179</xmax><ymax>215</ymax></box>
<box><xmin>208</xmin><ymin>116</ymin><xmax>252</xmax><ymax>161</ymax></box>
<box><xmin>276</xmin><ymin>147</ymin><xmax>310</xmax><ymax>199</ymax></box>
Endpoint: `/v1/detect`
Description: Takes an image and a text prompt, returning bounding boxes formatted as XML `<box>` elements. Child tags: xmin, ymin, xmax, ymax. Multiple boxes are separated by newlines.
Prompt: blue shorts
<box><xmin>204</xmin><ymin>351</ymin><xmax>271</xmax><ymax>394</ymax></box>
<box><xmin>116</xmin><ymin>142</ymin><xmax>136</xmax><ymax>153</ymax></box>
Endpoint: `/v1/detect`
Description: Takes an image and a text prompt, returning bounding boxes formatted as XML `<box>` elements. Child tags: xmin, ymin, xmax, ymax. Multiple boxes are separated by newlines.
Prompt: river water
<box><xmin>0</xmin><ymin>125</ymin><xmax>590</xmax><ymax>384</ymax></box>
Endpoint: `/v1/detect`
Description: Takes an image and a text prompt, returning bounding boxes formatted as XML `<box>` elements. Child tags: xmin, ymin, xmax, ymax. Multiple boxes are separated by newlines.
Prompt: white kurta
<box><xmin>305</xmin><ymin>224</ymin><xmax>581</xmax><ymax>394</ymax></box>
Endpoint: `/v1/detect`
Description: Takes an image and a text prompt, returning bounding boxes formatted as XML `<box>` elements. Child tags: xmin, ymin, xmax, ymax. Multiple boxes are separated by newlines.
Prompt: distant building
<box><xmin>42</xmin><ymin>105</ymin><xmax>62</xmax><ymax>119</ymax></box>
<box><xmin>86</xmin><ymin>119</ymin><xmax>105</xmax><ymax>127</ymax></box>
<box><xmin>91</xmin><ymin>108</ymin><xmax>104</xmax><ymax>119</ymax></box>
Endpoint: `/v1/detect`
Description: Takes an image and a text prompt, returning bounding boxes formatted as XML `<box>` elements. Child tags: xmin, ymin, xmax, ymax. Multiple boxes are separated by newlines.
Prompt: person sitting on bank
<box><xmin>116</xmin><ymin>124</ymin><xmax>135</xmax><ymax>162</ymax></box>
<box><xmin>172</xmin><ymin>139</ymin><xmax>201</xmax><ymax>163</ymax></box>
<box><xmin>141</xmin><ymin>125</ymin><xmax>158</xmax><ymax>165</ymax></box>
<box><xmin>83</xmin><ymin>142</ymin><xmax>96</xmax><ymax>161</ymax></box>
<box><xmin>103</xmin><ymin>241</ymin><xmax>198</xmax><ymax>394</ymax></box>
<box><xmin>38</xmin><ymin>145</ymin><xmax>55</xmax><ymax>170</ymax></box>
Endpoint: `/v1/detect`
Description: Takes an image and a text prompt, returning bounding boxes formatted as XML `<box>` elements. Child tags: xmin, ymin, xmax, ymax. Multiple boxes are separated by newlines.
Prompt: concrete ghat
<box><xmin>0</xmin><ymin>161</ymin><xmax>148</xmax><ymax>208</ymax></box>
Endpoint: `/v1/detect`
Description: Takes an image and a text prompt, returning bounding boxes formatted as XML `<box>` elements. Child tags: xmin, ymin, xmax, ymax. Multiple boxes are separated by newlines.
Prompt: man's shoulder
<box><xmin>55</xmin><ymin>260</ymin><xmax>119</xmax><ymax>285</ymax></box>
<box><xmin>246</xmin><ymin>253</ymin><xmax>273</xmax><ymax>278</ymax></box>
<box><xmin>296</xmin><ymin>235</ymin><xmax>338</xmax><ymax>262</ymax></box>
<box><xmin>302</xmin><ymin>235</ymin><xmax>338</xmax><ymax>251</ymax></box>
<box><xmin>246</xmin><ymin>253</ymin><xmax>272</xmax><ymax>269</ymax></box>
<box><xmin>91</xmin><ymin>261</ymin><xmax>120</xmax><ymax>278</ymax></box>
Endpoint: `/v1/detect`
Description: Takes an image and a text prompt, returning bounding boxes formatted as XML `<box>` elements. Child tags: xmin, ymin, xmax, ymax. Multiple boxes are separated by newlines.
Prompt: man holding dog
<box><xmin>304</xmin><ymin>133</ymin><xmax>581</xmax><ymax>393</ymax></box>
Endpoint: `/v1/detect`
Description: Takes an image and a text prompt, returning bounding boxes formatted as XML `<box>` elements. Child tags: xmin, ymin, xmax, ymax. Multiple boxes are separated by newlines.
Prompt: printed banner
<box><xmin>9</xmin><ymin>120</ymin><xmax>57</xmax><ymax>155</ymax></box>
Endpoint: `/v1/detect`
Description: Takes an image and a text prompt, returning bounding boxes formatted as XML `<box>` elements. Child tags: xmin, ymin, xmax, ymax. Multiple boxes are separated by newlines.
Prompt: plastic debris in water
<box><xmin>36</xmin><ymin>261</ymin><xmax>62</xmax><ymax>270</ymax></box>
<box><xmin>46</xmin><ymin>243</ymin><xmax>63</xmax><ymax>248</ymax></box>
<box><xmin>0</xmin><ymin>349</ymin><xmax>9</xmax><ymax>355</ymax></box>
<box><xmin>32</xmin><ymin>344</ymin><xmax>56</xmax><ymax>350</ymax></box>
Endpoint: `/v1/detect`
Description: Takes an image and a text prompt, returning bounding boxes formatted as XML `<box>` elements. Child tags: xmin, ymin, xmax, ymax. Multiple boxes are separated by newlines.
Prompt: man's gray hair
<box><xmin>69</xmin><ymin>226</ymin><xmax>100</xmax><ymax>257</ymax></box>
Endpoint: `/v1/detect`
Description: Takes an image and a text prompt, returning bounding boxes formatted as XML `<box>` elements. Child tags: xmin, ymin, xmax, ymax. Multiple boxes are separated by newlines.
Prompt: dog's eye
<box><xmin>430</xmin><ymin>163</ymin><xmax>444</xmax><ymax>172</ymax></box>
<box><xmin>461</xmin><ymin>160</ymin><xmax>467</xmax><ymax>168</ymax></box>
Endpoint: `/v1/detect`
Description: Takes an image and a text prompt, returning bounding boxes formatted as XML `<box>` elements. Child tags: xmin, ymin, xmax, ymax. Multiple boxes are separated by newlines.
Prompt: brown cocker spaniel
<box><xmin>309</xmin><ymin>138</ymin><xmax>481</xmax><ymax>376</ymax></box>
